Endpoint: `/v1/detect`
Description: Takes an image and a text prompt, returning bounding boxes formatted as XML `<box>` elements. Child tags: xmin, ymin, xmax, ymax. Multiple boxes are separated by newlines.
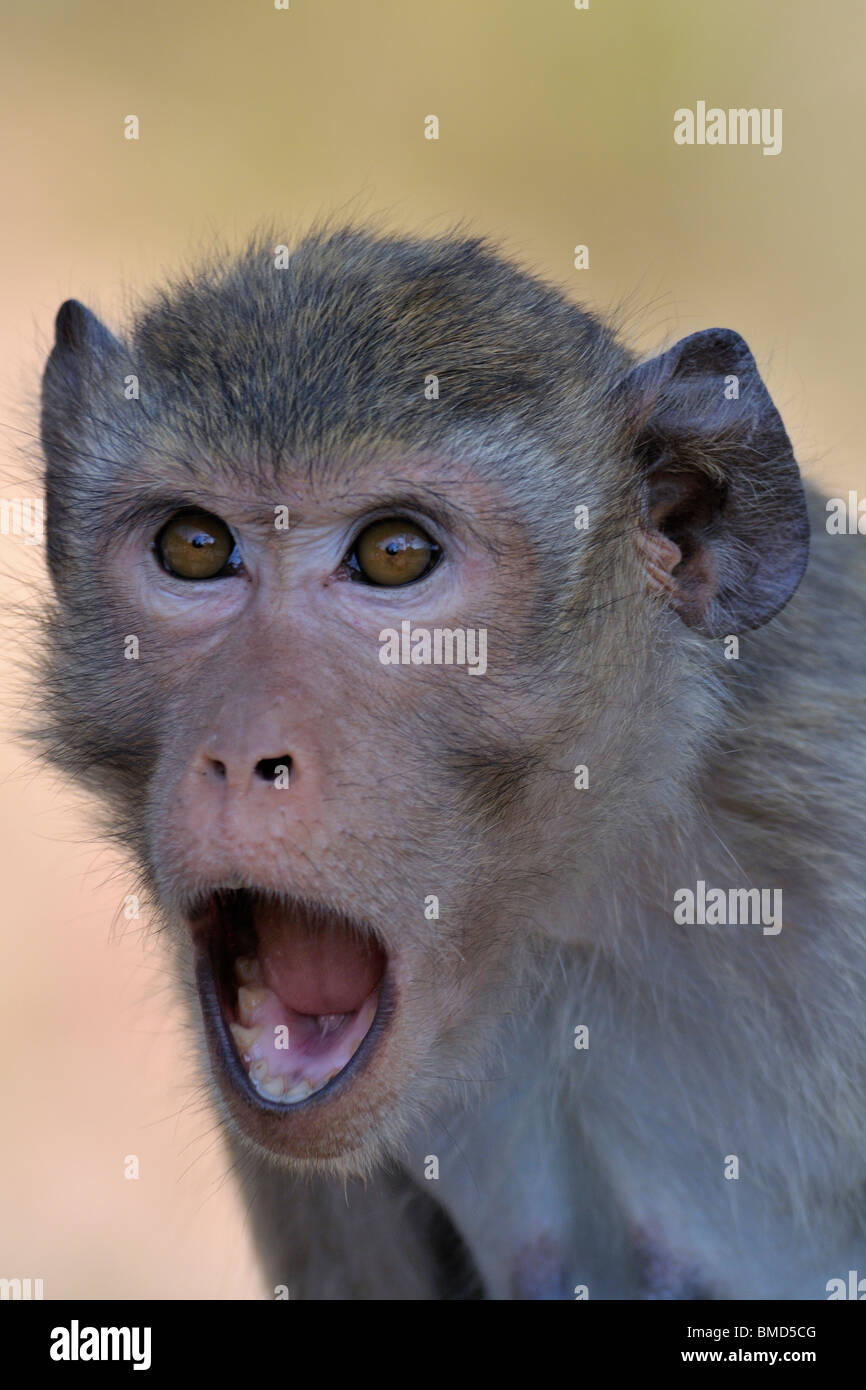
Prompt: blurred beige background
<box><xmin>0</xmin><ymin>0</ymin><xmax>863</xmax><ymax>1299</ymax></box>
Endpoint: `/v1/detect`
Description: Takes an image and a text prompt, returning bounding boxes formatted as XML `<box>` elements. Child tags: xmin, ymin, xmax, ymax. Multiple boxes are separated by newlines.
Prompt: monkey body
<box><xmin>37</xmin><ymin>229</ymin><xmax>865</xmax><ymax>1299</ymax></box>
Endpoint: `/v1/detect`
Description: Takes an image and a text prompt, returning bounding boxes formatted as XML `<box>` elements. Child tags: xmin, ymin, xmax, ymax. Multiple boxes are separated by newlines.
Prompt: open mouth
<box><xmin>189</xmin><ymin>890</ymin><xmax>387</xmax><ymax>1107</ymax></box>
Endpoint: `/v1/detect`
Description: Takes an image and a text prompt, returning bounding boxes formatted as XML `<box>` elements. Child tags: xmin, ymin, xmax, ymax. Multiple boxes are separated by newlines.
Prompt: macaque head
<box><xmin>38</xmin><ymin>229</ymin><xmax>808</xmax><ymax>1176</ymax></box>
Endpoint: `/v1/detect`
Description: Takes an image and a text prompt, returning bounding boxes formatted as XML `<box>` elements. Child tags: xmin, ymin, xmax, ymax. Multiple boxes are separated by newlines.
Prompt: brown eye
<box><xmin>350</xmin><ymin>518</ymin><xmax>441</xmax><ymax>586</ymax></box>
<box><xmin>156</xmin><ymin>511</ymin><xmax>239</xmax><ymax>580</ymax></box>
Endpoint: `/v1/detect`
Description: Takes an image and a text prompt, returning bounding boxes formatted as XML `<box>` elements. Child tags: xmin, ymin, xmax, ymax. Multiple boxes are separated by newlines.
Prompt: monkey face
<box><xmin>38</xmin><ymin>232</ymin><xmax>809</xmax><ymax>1184</ymax></box>
<box><xmin>110</xmin><ymin>453</ymin><xmax>555</xmax><ymax>1173</ymax></box>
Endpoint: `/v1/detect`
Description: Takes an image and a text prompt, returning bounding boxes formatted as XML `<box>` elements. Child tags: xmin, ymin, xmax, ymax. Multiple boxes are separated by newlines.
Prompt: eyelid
<box><xmin>343</xmin><ymin>509</ymin><xmax>444</xmax><ymax>555</ymax></box>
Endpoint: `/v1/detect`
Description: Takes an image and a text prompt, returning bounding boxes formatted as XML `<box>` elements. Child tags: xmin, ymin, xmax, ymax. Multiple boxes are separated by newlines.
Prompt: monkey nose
<box><xmin>198</xmin><ymin>751</ymin><xmax>294</xmax><ymax>792</ymax></box>
<box><xmin>254</xmin><ymin>755</ymin><xmax>294</xmax><ymax>784</ymax></box>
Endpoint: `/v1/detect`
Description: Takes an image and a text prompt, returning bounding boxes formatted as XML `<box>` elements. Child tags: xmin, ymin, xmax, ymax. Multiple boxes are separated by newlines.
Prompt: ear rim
<box><xmin>618</xmin><ymin>327</ymin><xmax>810</xmax><ymax>637</ymax></box>
<box><xmin>41</xmin><ymin>301</ymin><xmax>127</xmax><ymax>590</ymax></box>
<box><xmin>50</xmin><ymin>297</ymin><xmax>124</xmax><ymax>360</ymax></box>
<box><xmin>42</xmin><ymin>299</ymin><xmax>126</xmax><ymax>438</ymax></box>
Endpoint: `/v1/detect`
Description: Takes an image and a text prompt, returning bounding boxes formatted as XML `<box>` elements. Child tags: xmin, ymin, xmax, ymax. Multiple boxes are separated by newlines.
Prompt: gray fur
<box><xmin>35</xmin><ymin>227</ymin><xmax>865</xmax><ymax>1299</ymax></box>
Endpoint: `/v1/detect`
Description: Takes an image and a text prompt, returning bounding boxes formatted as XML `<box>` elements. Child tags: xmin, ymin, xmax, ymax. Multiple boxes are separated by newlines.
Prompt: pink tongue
<box><xmin>255</xmin><ymin>902</ymin><xmax>384</xmax><ymax>1015</ymax></box>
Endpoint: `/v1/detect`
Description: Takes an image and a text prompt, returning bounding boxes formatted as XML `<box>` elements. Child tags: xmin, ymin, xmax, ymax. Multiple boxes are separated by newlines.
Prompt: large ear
<box><xmin>616</xmin><ymin>328</ymin><xmax>809</xmax><ymax>636</ymax></box>
<box><xmin>41</xmin><ymin>300</ymin><xmax>126</xmax><ymax>583</ymax></box>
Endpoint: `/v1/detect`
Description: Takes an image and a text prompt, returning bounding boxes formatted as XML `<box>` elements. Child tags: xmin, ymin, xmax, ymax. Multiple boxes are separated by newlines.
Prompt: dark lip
<box><xmin>189</xmin><ymin>888</ymin><xmax>393</xmax><ymax>1120</ymax></box>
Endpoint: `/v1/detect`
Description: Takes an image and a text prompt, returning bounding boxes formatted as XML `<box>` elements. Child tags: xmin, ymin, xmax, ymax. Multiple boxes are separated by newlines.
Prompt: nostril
<box><xmin>208</xmin><ymin>759</ymin><xmax>227</xmax><ymax>779</ymax></box>
<box><xmin>255</xmin><ymin>756</ymin><xmax>293</xmax><ymax>785</ymax></box>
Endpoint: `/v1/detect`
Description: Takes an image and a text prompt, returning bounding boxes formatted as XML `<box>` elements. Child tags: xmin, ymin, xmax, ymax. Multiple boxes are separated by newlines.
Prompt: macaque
<box><xmin>36</xmin><ymin>227</ymin><xmax>866</xmax><ymax>1299</ymax></box>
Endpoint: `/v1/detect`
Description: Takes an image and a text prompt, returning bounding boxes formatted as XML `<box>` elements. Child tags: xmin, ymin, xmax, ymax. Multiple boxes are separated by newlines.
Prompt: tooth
<box><xmin>251</xmin><ymin>1059</ymin><xmax>270</xmax><ymax>1082</ymax></box>
<box><xmin>261</xmin><ymin>1076</ymin><xmax>284</xmax><ymax>1098</ymax></box>
<box><xmin>235</xmin><ymin>956</ymin><xmax>263</xmax><ymax>985</ymax></box>
<box><xmin>237</xmin><ymin>985</ymin><xmax>268</xmax><ymax>1022</ymax></box>
<box><xmin>229</xmin><ymin>1022</ymin><xmax>262</xmax><ymax>1057</ymax></box>
<box><xmin>284</xmin><ymin>1078</ymin><xmax>314</xmax><ymax>1102</ymax></box>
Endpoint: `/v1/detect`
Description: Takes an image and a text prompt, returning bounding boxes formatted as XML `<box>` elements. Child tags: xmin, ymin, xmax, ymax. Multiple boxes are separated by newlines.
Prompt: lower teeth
<box><xmin>228</xmin><ymin>956</ymin><xmax>373</xmax><ymax>1105</ymax></box>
